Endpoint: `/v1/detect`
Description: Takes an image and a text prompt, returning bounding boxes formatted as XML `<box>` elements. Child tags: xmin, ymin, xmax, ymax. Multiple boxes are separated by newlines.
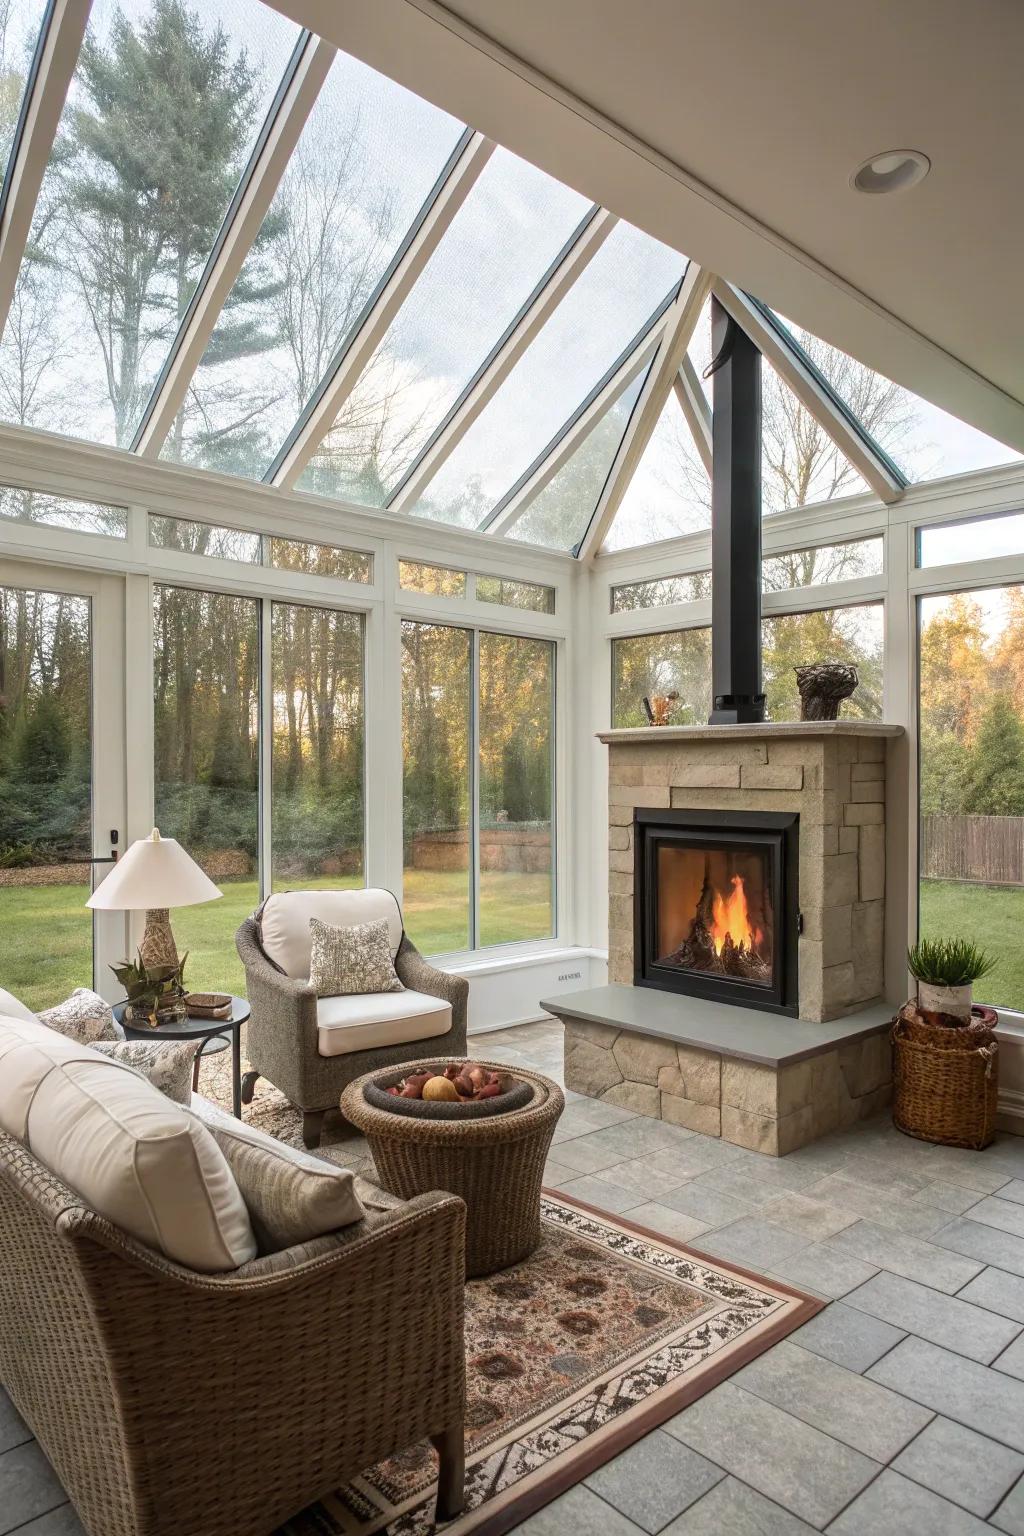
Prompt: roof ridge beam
<box><xmin>268</xmin><ymin>128</ymin><xmax>495</xmax><ymax>490</ymax></box>
<box><xmin>712</xmin><ymin>280</ymin><xmax>906</xmax><ymax>505</ymax></box>
<box><xmin>132</xmin><ymin>31</ymin><xmax>337</xmax><ymax>457</ymax></box>
<box><xmin>484</xmin><ymin>314</ymin><xmax>667</xmax><ymax>537</ymax></box>
<box><xmin>0</xmin><ymin>0</ymin><xmax>91</xmax><ymax>337</ymax></box>
<box><xmin>577</xmin><ymin>261</ymin><xmax>712</xmax><ymax>560</ymax></box>
<box><xmin>386</xmin><ymin>204</ymin><xmax>617</xmax><ymax>514</ymax></box>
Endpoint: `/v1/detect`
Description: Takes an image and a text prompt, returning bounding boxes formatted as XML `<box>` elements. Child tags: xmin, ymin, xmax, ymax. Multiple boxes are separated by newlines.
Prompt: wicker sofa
<box><xmin>237</xmin><ymin>889</ymin><xmax>469</xmax><ymax>1147</ymax></box>
<box><xmin>0</xmin><ymin>1127</ymin><xmax>466</xmax><ymax>1536</ymax></box>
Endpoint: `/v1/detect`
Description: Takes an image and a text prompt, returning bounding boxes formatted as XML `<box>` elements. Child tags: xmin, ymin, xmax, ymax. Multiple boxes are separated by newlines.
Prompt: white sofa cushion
<box><xmin>259</xmin><ymin>888</ymin><xmax>403</xmax><ymax>978</ymax></box>
<box><xmin>0</xmin><ymin>1014</ymin><xmax>256</xmax><ymax>1272</ymax></box>
<box><xmin>0</xmin><ymin>987</ymin><xmax>36</xmax><ymax>1023</ymax></box>
<box><xmin>316</xmin><ymin>989</ymin><xmax>451</xmax><ymax>1057</ymax></box>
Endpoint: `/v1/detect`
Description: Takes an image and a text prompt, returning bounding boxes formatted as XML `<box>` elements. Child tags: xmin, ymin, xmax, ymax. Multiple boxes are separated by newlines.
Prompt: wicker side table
<box><xmin>341</xmin><ymin>1059</ymin><xmax>564</xmax><ymax>1277</ymax></box>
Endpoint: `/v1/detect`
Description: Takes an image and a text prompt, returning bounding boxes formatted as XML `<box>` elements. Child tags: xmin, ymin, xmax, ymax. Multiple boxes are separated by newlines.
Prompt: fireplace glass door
<box><xmin>634</xmin><ymin>809</ymin><xmax>799</xmax><ymax>1014</ymax></box>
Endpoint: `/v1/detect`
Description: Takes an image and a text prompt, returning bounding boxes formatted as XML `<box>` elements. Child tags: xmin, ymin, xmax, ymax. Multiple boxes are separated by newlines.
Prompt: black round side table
<box><xmin>113</xmin><ymin>996</ymin><xmax>250</xmax><ymax>1117</ymax></box>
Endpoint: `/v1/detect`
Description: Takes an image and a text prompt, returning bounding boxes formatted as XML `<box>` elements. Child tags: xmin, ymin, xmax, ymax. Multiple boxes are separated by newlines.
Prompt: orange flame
<box><xmin>710</xmin><ymin>874</ymin><xmax>762</xmax><ymax>956</ymax></box>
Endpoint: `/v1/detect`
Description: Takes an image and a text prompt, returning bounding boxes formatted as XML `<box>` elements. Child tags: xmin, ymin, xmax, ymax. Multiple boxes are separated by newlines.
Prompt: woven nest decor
<box><xmin>275</xmin><ymin>1194</ymin><xmax>820</xmax><ymax>1536</ymax></box>
<box><xmin>342</xmin><ymin>1059</ymin><xmax>564</xmax><ymax>1277</ymax></box>
<box><xmin>892</xmin><ymin>1001</ymin><xmax>999</xmax><ymax>1149</ymax></box>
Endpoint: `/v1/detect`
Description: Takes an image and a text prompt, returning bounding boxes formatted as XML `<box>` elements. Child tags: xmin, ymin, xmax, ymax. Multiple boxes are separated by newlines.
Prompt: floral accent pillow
<box><xmin>37</xmin><ymin>987</ymin><xmax>120</xmax><ymax>1043</ymax></box>
<box><xmin>90</xmin><ymin>1039</ymin><xmax>198</xmax><ymax>1106</ymax></box>
<box><xmin>309</xmin><ymin>917</ymin><xmax>403</xmax><ymax>998</ymax></box>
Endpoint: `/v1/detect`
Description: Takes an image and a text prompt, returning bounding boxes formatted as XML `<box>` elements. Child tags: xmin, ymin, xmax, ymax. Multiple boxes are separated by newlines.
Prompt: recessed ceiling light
<box><xmin>851</xmin><ymin>149</ymin><xmax>931</xmax><ymax>194</ymax></box>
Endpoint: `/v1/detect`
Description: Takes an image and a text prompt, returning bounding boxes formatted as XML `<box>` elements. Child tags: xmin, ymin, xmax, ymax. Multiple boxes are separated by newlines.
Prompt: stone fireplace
<box><xmin>543</xmin><ymin>719</ymin><xmax>907</xmax><ymax>1156</ymax></box>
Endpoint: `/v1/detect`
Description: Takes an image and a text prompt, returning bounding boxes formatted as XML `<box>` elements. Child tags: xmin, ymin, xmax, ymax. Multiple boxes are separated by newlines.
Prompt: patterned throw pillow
<box><xmin>90</xmin><ymin>1038</ymin><xmax>198</xmax><ymax>1106</ymax></box>
<box><xmin>37</xmin><ymin>987</ymin><xmax>119</xmax><ymax>1044</ymax></box>
<box><xmin>309</xmin><ymin>916</ymin><xmax>403</xmax><ymax>998</ymax></box>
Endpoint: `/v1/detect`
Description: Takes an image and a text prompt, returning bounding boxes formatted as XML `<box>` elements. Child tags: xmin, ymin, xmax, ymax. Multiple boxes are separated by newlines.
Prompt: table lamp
<box><xmin>87</xmin><ymin>827</ymin><xmax>222</xmax><ymax>971</ymax></box>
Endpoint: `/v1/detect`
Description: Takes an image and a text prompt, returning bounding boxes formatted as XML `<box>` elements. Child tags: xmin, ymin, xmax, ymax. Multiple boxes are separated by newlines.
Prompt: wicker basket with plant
<box><xmin>893</xmin><ymin>937</ymin><xmax>998</xmax><ymax>1149</ymax></box>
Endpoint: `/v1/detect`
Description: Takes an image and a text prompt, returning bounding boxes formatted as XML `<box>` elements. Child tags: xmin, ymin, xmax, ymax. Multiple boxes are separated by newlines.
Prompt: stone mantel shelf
<box><xmin>542</xmin><ymin>985</ymin><xmax>892</xmax><ymax>1068</ymax></box>
<box><xmin>598</xmin><ymin>722</ymin><xmax>905</xmax><ymax>745</ymax></box>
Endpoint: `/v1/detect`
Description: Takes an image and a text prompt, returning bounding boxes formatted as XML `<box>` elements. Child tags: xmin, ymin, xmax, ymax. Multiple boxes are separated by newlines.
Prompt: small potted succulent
<box><xmin>907</xmin><ymin>937</ymin><xmax>995</xmax><ymax>1025</ymax></box>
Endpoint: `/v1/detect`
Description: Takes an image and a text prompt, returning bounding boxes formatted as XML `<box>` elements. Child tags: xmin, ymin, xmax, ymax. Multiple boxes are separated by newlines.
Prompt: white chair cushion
<box><xmin>259</xmin><ymin>888</ymin><xmax>403</xmax><ymax>979</ymax></box>
<box><xmin>0</xmin><ymin>1014</ymin><xmax>256</xmax><ymax>1272</ymax></box>
<box><xmin>316</xmin><ymin>989</ymin><xmax>451</xmax><ymax>1058</ymax></box>
<box><xmin>0</xmin><ymin>986</ymin><xmax>37</xmax><ymax>1023</ymax></box>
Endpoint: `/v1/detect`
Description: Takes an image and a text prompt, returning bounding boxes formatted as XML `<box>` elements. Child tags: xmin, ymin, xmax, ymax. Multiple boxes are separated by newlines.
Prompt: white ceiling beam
<box><xmin>577</xmin><ymin>263</ymin><xmax>713</xmax><ymax>561</ymax></box>
<box><xmin>674</xmin><ymin>355</ymin><xmax>713</xmax><ymax>478</ymax></box>
<box><xmin>270</xmin><ymin>130</ymin><xmax>496</xmax><ymax>489</ymax></box>
<box><xmin>387</xmin><ymin>205</ymin><xmax>617</xmax><ymax>514</ymax></box>
<box><xmin>485</xmin><ymin>327</ymin><xmax>663</xmax><ymax>536</ymax></box>
<box><xmin>0</xmin><ymin>0</ymin><xmax>91</xmax><ymax>335</ymax></box>
<box><xmin>712</xmin><ymin>279</ymin><xmax>906</xmax><ymax>506</ymax></box>
<box><xmin>133</xmin><ymin>32</ymin><xmax>336</xmax><ymax>457</ymax></box>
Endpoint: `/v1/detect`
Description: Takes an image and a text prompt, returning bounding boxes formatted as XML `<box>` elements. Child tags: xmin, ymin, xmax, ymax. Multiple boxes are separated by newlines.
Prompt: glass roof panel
<box><xmin>163</xmin><ymin>48</ymin><xmax>465</xmax><ymax>480</ymax></box>
<box><xmin>773</xmin><ymin>311</ymin><xmax>1023</xmax><ymax>484</ymax></box>
<box><xmin>296</xmin><ymin>147</ymin><xmax>591</xmax><ymax>508</ymax></box>
<box><xmin>408</xmin><ymin>221</ymin><xmax>687</xmax><ymax>528</ymax></box>
<box><xmin>0</xmin><ymin>0</ymin><xmax>302</xmax><ymax>447</ymax></box>
<box><xmin>762</xmin><ymin>356</ymin><xmax>870</xmax><ymax>513</ymax></box>
<box><xmin>0</xmin><ymin>2</ymin><xmax>49</xmax><ymax>189</ymax></box>
<box><xmin>507</xmin><ymin>368</ymin><xmax>647</xmax><ymax>552</ymax></box>
<box><xmin>603</xmin><ymin>392</ymin><xmax>711</xmax><ymax>552</ymax></box>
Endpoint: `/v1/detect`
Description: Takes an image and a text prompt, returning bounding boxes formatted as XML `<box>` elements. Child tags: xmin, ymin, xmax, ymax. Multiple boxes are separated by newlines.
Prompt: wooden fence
<box><xmin>921</xmin><ymin>815</ymin><xmax>1024</xmax><ymax>886</ymax></box>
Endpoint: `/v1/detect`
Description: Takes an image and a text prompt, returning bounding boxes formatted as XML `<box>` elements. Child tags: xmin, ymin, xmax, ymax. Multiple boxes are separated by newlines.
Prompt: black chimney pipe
<box><xmin>707</xmin><ymin>294</ymin><xmax>766</xmax><ymax>724</ymax></box>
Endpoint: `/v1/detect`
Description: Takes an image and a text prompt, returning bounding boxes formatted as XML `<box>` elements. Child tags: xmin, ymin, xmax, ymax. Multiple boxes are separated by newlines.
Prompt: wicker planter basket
<box><xmin>342</xmin><ymin>1058</ymin><xmax>564</xmax><ymax>1277</ymax></box>
<box><xmin>892</xmin><ymin>1004</ymin><xmax>998</xmax><ymax>1150</ymax></box>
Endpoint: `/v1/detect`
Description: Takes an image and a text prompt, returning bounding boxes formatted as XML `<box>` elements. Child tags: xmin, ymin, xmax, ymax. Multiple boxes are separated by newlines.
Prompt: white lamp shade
<box><xmin>87</xmin><ymin>829</ymin><xmax>222</xmax><ymax>911</ymax></box>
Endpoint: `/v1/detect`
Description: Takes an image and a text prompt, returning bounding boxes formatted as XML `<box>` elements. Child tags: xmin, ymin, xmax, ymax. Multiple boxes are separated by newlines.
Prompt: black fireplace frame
<box><xmin>634</xmin><ymin>808</ymin><xmax>800</xmax><ymax>1015</ymax></box>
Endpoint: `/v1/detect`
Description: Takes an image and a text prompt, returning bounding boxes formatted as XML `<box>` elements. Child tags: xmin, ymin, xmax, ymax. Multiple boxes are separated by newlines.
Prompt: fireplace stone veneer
<box><xmin>601</xmin><ymin>721</ymin><xmax>905</xmax><ymax>1024</ymax></box>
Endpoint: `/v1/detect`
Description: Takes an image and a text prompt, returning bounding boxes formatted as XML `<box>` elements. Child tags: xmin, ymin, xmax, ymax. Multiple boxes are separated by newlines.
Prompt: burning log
<box><xmin>661</xmin><ymin>855</ymin><xmax>771</xmax><ymax>983</ymax></box>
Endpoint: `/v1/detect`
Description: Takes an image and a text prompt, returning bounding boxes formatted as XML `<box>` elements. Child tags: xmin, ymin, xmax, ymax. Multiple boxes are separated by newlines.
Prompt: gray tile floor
<box><xmin>7</xmin><ymin>1018</ymin><xmax>1024</xmax><ymax>1533</ymax></box>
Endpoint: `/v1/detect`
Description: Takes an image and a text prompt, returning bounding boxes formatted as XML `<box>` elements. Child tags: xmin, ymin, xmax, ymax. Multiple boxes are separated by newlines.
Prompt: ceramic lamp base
<box><xmin>139</xmin><ymin>907</ymin><xmax>180</xmax><ymax>971</ymax></box>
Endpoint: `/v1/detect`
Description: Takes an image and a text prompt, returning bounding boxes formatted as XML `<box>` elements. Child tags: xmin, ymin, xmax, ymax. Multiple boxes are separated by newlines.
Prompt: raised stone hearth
<box><xmin>601</xmin><ymin>720</ymin><xmax>904</xmax><ymax>1023</ymax></box>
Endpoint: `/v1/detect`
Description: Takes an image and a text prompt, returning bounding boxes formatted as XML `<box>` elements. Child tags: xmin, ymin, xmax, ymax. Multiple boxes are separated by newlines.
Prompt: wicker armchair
<box><xmin>237</xmin><ymin>895</ymin><xmax>469</xmax><ymax>1148</ymax></box>
<box><xmin>0</xmin><ymin>1130</ymin><xmax>466</xmax><ymax>1536</ymax></box>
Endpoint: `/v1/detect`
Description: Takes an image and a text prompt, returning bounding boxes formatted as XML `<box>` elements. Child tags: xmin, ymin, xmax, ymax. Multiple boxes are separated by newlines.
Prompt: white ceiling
<box><xmin>275</xmin><ymin>0</ymin><xmax>1024</xmax><ymax>451</ymax></box>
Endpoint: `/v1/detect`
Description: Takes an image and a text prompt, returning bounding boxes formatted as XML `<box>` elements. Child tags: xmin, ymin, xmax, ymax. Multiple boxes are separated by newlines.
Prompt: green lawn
<box><xmin>0</xmin><ymin>870</ymin><xmax>553</xmax><ymax>1011</ymax></box>
<box><xmin>920</xmin><ymin>879</ymin><xmax>1024</xmax><ymax>1015</ymax></box>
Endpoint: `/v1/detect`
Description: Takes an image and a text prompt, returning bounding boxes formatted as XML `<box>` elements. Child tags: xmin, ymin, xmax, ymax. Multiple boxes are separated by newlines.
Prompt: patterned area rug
<box><xmin>196</xmin><ymin>1038</ymin><xmax>820</xmax><ymax>1536</ymax></box>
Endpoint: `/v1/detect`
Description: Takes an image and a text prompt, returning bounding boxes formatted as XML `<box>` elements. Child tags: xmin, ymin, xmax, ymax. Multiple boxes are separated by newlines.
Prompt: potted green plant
<box><xmin>906</xmin><ymin>936</ymin><xmax>994</xmax><ymax>1025</ymax></box>
<box><xmin>111</xmin><ymin>951</ymin><xmax>188</xmax><ymax>1028</ymax></box>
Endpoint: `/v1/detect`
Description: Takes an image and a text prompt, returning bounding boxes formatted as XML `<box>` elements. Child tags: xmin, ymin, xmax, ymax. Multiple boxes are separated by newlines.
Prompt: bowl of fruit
<box><xmin>364</xmin><ymin>1060</ymin><xmax>534</xmax><ymax>1119</ymax></box>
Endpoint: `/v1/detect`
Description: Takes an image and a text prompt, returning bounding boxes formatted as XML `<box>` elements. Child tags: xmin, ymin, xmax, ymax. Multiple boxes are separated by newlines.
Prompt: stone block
<box><xmin>608</xmin><ymin>869</ymin><xmax>633</xmax><ymax>895</ymax></box>
<box><xmin>608</xmin><ymin>849</ymin><xmax>634</xmax><ymax>874</ymax></box>
<box><xmin>777</xmin><ymin>1058</ymin><xmax>815</xmax><ymax>1116</ymax></box>
<box><xmin>676</xmin><ymin>1043</ymin><xmax>721</xmax><ymax>1104</ymax></box>
<box><xmin>823</xmin><ymin>852</ymin><xmax>860</xmax><ymax>907</ymax></box>
<box><xmin>777</xmin><ymin>1105</ymin><xmax>818</xmax><ymax>1155</ymax></box>
<box><xmin>803</xmin><ymin>903</ymin><xmax>853</xmax><ymax>966</ymax></box>
<box><xmin>765</xmin><ymin>739</ymin><xmax>822</xmax><ymax>767</ymax></box>
<box><xmin>810</xmin><ymin>1050</ymin><xmax>841</xmax><ymax>1136</ymax></box>
<box><xmin>798</xmin><ymin>938</ymin><xmax>826</xmax><ymax>1021</ymax></box>
<box><xmin>602</xmin><ymin>1080</ymin><xmax>661</xmax><ymax>1117</ymax></box>
<box><xmin>612</xmin><ymin>1031</ymin><xmax>678</xmax><ymax>1085</ymax></box>
<box><xmin>851</xmin><ymin>780</ymin><xmax>885</xmax><ymax>802</ymax></box>
<box><xmin>609</xmin><ymin>762</ymin><xmax>643</xmax><ymax>786</ymax></box>
<box><xmin>608</xmin><ymin>949</ymin><xmax>632</xmax><ymax>985</ymax></box>
<box><xmin>721</xmin><ymin>1104</ymin><xmax>779</xmax><ymax>1155</ymax></box>
<box><xmin>852</xmin><ymin>761</ymin><xmax>885</xmax><ymax>781</ymax></box>
<box><xmin>642</xmin><ymin>760</ymin><xmax>672</xmax><ymax>787</ymax></box>
<box><xmin>740</xmin><ymin>763</ymin><xmax>805</xmax><ymax>791</ymax></box>
<box><xmin>608</xmin><ymin>803</ymin><xmax>633</xmax><ymax>826</ymax></box>
<box><xmin>858</xmin><ymin>737</ymin><xmax>886</xmax><ymax>761</ymax></box>
<box><xmin>662</xmin><ymin>1095</ymin><xmax>721</xmax><ymax>1135</ymax></box>
<box><xmin>822</xmin><ymin>962</ymin><xmax>856</xmax><ymax>1014</ymax></box>
<box><xmin>609</xmin><ymin>894</ymin><xmax>632</xmax><ymax>932</ymax></box>
<box><xmin>566</xmin><ymin>1018</ymin><xmax>620</xmax><ymax>1049</ymax></box>
<box><xmin>564</xmin><ymin>1037</ymin><xmax>622</xmax><ymax>1097</ymax></box>
<box><xmin>798</xmin><ymin>824</ymin><xmax>838</xmax><ymax>868</ymax></box>
<box><xmin>673</xmin><ymin>763</ymin><xmax>742</xmax><ymax>789</ymax></box>
<box><xmin>669</xmin><ymin>743</ymin><xmax>768</xmax><ymax>768</ymax></box>
<box><xmin>721</xmin><ymin>1058</ymin><xmax>777</xmax><ymax>1116</ymax></box>
<box><xmin>838</xmin><ymin>1030</ymin><xmax>892</xmax><ymax>1099</ymax></box>
<box><xmin>852</xmin><ymin>900</ymin><xmax>884</xmax><ymax>967</ymax></box>
<box><xmin>844</xmin><ymin>801</ymin><xmax>884</xmax><ymax>825</ymax></box>
<box><xmin>608</xmin><ymin>826</ymin><xmax>630</xmax><ymax>851</ymax></box>
<box><xmin>608</xmin><ymin>784</ymin><xmax>671</xmax><ymax>807</ymax></box>
<box><xmin>859</xmin><ymin>823</ymin><xmax>885</xmax><ymax>901</ymax></box>
<box><xmin>839</xmin><ymin>825</ymin><xmax>860</xmax><ymax>854</ymax></box>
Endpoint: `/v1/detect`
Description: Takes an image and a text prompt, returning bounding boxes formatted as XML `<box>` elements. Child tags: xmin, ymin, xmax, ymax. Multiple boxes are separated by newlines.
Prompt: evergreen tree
<box><xmin>13</xmin><ymin>694</ymin><xmax>70</xmax><ymax>783</ymax></box>
<box><xmin>963</xmin><ymin>693</ymin><xmax>1024</xmax><ymax>816</ymax></box>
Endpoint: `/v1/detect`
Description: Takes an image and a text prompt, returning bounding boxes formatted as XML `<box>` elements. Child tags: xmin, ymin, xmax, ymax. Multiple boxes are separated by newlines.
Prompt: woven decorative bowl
<box><xmin>342</xmin><ymin>1058</ymin><xmax>564</xmax><ymax>1277</ymax></box>
<box><xmin>364</xmin><ymin>1065</ymin><xmax>534</xmax><ymax>1120</ymax></box>
<box><xmin>892</xmin><ymin>1004</ymin><xmax>998</xmax><ymax>1150</ymax></box>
